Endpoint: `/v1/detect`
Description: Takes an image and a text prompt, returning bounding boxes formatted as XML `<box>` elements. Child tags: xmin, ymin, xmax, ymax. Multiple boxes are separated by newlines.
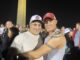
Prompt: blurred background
<box><xmin>0</xmin><ymin>0</ymin><xmax>80</xmax><ymax>27</ymax></box>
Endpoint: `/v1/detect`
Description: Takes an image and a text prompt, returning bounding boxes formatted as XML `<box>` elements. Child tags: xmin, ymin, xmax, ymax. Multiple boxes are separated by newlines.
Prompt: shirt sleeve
<box><xmin>11</xmin><ymin>35</ymin><xmax>23</xmax><ymax>52</ymax></box>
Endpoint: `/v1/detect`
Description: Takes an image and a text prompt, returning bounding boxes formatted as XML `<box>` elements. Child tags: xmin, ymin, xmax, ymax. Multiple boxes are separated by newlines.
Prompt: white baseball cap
<box><xmin>29</xmin><ymin>15</ymin><xmax>42</xmax><ymax>24</ymax></box>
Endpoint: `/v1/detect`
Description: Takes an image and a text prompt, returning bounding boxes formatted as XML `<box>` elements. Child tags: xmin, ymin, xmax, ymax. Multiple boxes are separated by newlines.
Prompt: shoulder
<box><xmin>51</xmin><ymin>29</ymin><xmax>64</xmax><ymax>38</ymax></box>
<box><xmin>16</xmin><ymin>32</ymin><xmax>27</xmax><ymax>38</ymax></box>
<box><xmin>47</xmin><ymin>32</ymin><xmax>66</xmax><ymax>48</ymax></box>
<box><xmin>50</xmin><ymin>33</ymin><xmax>66</xmax><ymax>43</ymax></box>
<box><xmin>13</xmin><ymin>32</ymin><xmax>28</xmax><ymax>44</ymax></box>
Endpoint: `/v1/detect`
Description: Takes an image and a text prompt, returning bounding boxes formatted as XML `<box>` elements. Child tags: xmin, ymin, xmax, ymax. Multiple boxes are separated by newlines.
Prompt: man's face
<box><xmin>44</xmin><ymin>19</ymin><xmax>57</xmax><ymax>32</ymax></box>
<box><xmin>29</xmin><ymin>22</ymin><xmax>42</xmax><ymax>35</ymax></box>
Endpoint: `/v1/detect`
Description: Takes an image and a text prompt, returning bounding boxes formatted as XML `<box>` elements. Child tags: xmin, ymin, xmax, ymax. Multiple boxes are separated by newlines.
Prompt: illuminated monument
<box><xmin>17</xmin><ymin>0</ymin><xmax>26</xmax><ymax>27</ymax></box>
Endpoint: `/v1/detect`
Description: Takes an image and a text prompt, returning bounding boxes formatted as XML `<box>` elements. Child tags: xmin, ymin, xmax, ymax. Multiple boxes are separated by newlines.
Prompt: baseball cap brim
<box><xmin>31</xmin><ymin>20</ymin><xmax>43</xmax><ymax>25</ymax></box>
<box><xmin>30</xmin><ymin>15</ymin><xmax>42</xmax><ymax>24</ymax></box>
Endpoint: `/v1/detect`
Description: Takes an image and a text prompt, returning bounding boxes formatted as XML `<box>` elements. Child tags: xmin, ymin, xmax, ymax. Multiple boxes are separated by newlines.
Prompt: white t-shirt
<box><xmin>11</xmin><ymin>31</ymin><xmax>43</xmax><ymax>60</ymax></box>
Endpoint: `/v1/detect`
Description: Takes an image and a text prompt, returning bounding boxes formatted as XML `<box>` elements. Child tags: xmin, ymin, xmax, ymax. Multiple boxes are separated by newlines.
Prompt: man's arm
<box><xmin>24</xmin><ymin>36</ymin><xmax>66</xmax><ymax>59</ymax></box>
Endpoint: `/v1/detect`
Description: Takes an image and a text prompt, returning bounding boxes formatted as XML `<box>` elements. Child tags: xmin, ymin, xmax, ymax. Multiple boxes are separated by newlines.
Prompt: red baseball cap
<box><xmin>43</xmin><ymin>12</ymin><xmax>56</xmax><ymax>21</ymax></box>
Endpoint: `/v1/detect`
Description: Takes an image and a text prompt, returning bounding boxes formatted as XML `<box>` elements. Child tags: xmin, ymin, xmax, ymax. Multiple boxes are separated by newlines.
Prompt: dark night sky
<box><xmin>0</xmin><ymin>0</ymin><xmax>80</xmax><ymax>27</ymax></box>
<box><xmin>0</xmin><ymin>0</ymin><xmax>18</xmax><ymax>24</ymax></box>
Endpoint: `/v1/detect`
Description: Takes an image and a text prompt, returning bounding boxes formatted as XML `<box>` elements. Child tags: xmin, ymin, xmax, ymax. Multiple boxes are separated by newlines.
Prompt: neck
<box><xmin>48</xmin><ymin>31</ymin><xmax>53</xmax><ymax>35</ymax></box>
<box><xmin>48</xmin><ymin>28</ymin><xmax>57</xmax><ymax>35</ymax></box>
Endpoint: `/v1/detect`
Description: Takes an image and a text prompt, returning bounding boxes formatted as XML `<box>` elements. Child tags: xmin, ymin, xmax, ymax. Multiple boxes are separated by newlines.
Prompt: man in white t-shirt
<box><xmin>11</xmin><ymin>15</ymin><xmax>44</xmax><ymax>60</ymax></box>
